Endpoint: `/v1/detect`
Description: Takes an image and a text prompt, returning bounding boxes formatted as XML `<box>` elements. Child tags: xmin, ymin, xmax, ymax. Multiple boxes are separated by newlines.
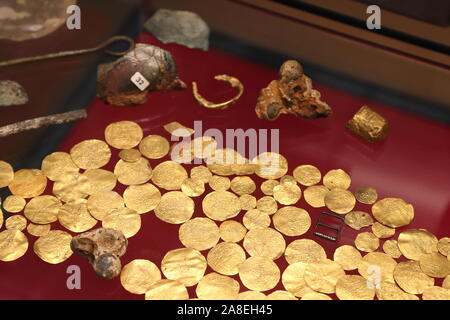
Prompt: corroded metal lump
<box><xmin>346</xmin><ymin>106</ymin><xmax>389</xmax><ymax>142</ymax></box>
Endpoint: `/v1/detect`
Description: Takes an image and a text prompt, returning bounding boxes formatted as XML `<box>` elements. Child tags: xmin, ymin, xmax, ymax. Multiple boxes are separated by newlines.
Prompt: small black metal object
<box><xmin>314</xmin><ymin>211</ymin><xmax>345</xmax><ymax>242</ymax></box>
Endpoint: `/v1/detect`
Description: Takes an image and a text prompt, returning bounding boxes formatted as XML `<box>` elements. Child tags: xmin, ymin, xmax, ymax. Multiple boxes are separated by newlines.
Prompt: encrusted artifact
<box><xmin>70</xmin><ymin>228</ymin><xmax>128</xmax><ymax>280</ymax></box>
<box><xmin>0</xmin><ymin>80</ymin><xmax>28</xmax><ymax>107</ymax></box>
<box><xmin>255</xmin><ymin>60</ymin><xmax>332</xmax><ymax>120</ymax></box>
<box><xmin>346</xmin><ymin>106</ymin><xmax>389</xmax><ymax>142</ymax></box>
<box><xmin>144</xmin><ymin>9</ymin><xmax>210</xmax><ymax>51</ymax></box>
<box><xmin>97</xmin><ymin>44</ymin><xmax>186</xmax><ymax>106</ymax></box>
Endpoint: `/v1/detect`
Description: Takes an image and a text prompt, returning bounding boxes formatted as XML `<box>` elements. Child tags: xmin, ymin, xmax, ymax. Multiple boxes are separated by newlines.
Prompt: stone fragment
<box><xmin>0</xmin><ymin>80</ymin><xmax>28</xmax><ymax>107</ymax></box>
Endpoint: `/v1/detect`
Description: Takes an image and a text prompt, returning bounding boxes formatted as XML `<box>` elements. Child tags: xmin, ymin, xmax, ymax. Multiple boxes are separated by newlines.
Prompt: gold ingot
<box><xmin>243</xmin><ymin>227</ymin><xmax>285</xmax><ymax>260</ymax></box>
<box><xmin>372</xmin><ymin>198</ymin><xmax>414</xmax><ymax>228</ymax></box>
<box><xmin>239</xmin><ymin>194</ymin><xmax>257</xmax><ymax>210</ymax></box>
<box><xmin>260</xmin><ymin>179</ymin><xmax>279</xmax><ymax>196</ymax></box>
<box><xmin>2</xmin><ymin>195</ymin><xmax>26</xmax><ymax>213</ymax></box>
<box><xmin>383</xmin><ymin>240</ymin><xmax>402</xmax><ymax>259</ymax></box>
<box><xmin>151</xmin><ymin>161</ymin><xmax>187</xmax><ymax>190</ymax></box>
<box><xmin>202</xmin><ymin>191</ymin><xmax>241</xmax><ymax>221</ymax></box>
<box><xmin>419</xmin><ymin>252</ymin><xmax>450</xmax><ymax>278</ymax></box>
<box><xmin>242</xmin><ymin>209</ymin><xmax>271</xmax><ymax>230</ymax></box>
<box><xmin>104</xmin><ymin>121</ymin><xmax>143</xmax><ymax>149</ymax></box>
<box><xmin>238</xmin><ymin>256</ymin><xmax>280</xmax><ymax>292</ymax></box>
<box><xmin>219</xmin><ymin>220</ymin><xmax>247</xmax><ymax>243</ymax></box>
<box><xmin>238</xmin><ymin>291</ymin><xmax>266</xmax><ymax>300</ymax></box>
<box><xmin>335</xmin><ymin>275</ymin><xmax>375</xmax><ymax>300</ymax></box>
<box><xmin>0</xmin><ymin>160</ymin><xmax>14</xmax><ymax>188</ymax></box>
<box><xmin>252</xmin><ymin>152</ymin><xmax>288</xmax><ymax>180</ymax></box>
<box><xmin>58</xmin><ymin>202</ymin><xmax>97</xmax><ymax>233</ymax></box>
<box><xmin>114</xmin><ymin>158</ymin><xmax>152</xmax><ymax>186</ymax></box>
<box><xmin>323</xmin><ymin>169</ymin><xmax>351</xmax><ymax>190</ymax></box>
<box><xmin>181</xmin><ymin>178</ymin><xmax>205</xmax><ymax>197</ymax></box>
<box><xmin>52</xmin><ymin>173</ymin><xmax>91</xmax><ymax>203</ymax></box>
<box><xmin>273</xmin><ymin>183</ymin><xmax>301</xmax><ymax>205</ymax></box>
<box><xmin>163</xmin><ymin>122</ymin><xmax>194</xmax><ymax>137</ymax></box>
<box><xmin>41</xmin><ymin>152</ymin><xmax>79</xmax><ymax>181</ymax></box>
<box><xmin>301</xmin><ymin>292</ymin><xmax>332</xmax><ymax>300</ymax></box>
<box><xmin>102</xmin><ymin>207</ymin><xmax>141</xmax><ymax>238</ymax></box>
<box><xmin>376</xmin><ymin>281</ymin><xmax>418</xmax><ymax>300</ymax></box>
<box><xmin>179</xmin><ymin>218</ymin><xmax>219</xmax><ymax>251</ymax></box>
<box><xmin>355</xmin><ymin>232</ymin><xmax>379</xmax><ymax>252</ymax></box>
<box><xmin>293</xmin><ymin>165</ymin><xmax>321</xmax><ymax>186</ymax></box>
<box><xmin>190</xmin><ymin>165</ymin><xmax>212</xmax><ymax>184</ymax></box>
<box><xmin>354</xmin><ymin>186</ymin><xmax>378</xmax><ymax>204</ymax></box>
<box><xmin>195</xmin><ymin>272</ymin><xmax>240</xmax><ymax>300</ymax></box>
<box><xmin>155</xmin><ymin>191</ymin><xmax>194</xmax><ymax>224</ymax></box>
<box><xmin>422</xmin><ymin>286</ymin><xmax>450</xmax><ymax>300</ymax></box>
<box><xmin>267</xmin><ymin>290</ymin><xmax>297</xmax><ymax>300</ymax></box>
<box><xmin>0</xmin><ymin>229</ymin><xmax>28</xmax><ymax>262</ymax></box>
<box><xmin>393</xmin><ymin>261</ymin><xmax>434</xmax><ymax>294</ymax></box>
<box><xmin>324</xmin><ymin>188</ymin><xmax>355</xmax><ymax>214</ymax></box>
<box><xmin>33</xmin><ymin>230</ymin><xmax>72</xmax><ymax>264</ymax></box>
<box><xmin>9</xmin><ymin>169</ymin><xmax>47</xmax><ymax>198</ymax></box>
<box><xmin>24</xmin><ymin>195</ymin><xmax>61</xmax><ymax>224</ymax></box>
<box><xmin>344</xmin><ymin>211</ymin><xmax>373</xmax><ymax>230</ymax></box>
<box><xmin>87</xmin><ymin>191</ymin><xmax>124</xmax><ymax>221</ymax></box>
<box><xmin>82</xmin><ymin>169</ymin><xmax>117</xmax><ymax>195</ymax></box>
<box><xmin>346</xmin><ymin>105</ymin><xmax>389</xmax><ymax>142</ymax></box>
<box><xmin>70</xmin><ymin>139</ymin><xmax>111</xmax><ymax>170</ymax></box>
<box><xmin>207</xmin><ymin>242</ymin><xmax>246</xmax><ymax>275</ymax></box>
<box><xmin>256</xmin><ymin>196</ymin><xmax>278</xmax><ymax>215</ymax></box>
<box><xmin>118</xmin><ymin>149</ymin><xmax>141</xmax><ymax>162</ymax></box>
<box><xmin>282</xmin><ymin>262</ymin><xmax>315</xmax><ymax>298</ymax></box>
<box><xmin>161</xmin><ymin>248</ymin><xmax>207</xmax><ymax>287</ymax></box>
<box><xmin>304</xmin><ymin>259</ymin><xmax>345</xmax><ymax>294</ymax></box>
<box><xmin>27</xmin><ymin>223</ymin><xmax>50</xmax><ymax>237</ymax></box>
<box><xmin>123</xmin><ymin>183</ymin><xmax>161</xmax><ymax>214</ymax></box>
<box><xmin>358</xmin><ymin>252</ymin><xmax>397</xmax><ymax>283</ymax></box>
<box><xmin>208</xmin><ymin>175</ymin><xmax>230</xmax><ymax>191</ymax></box>
<box><xmin>139</xmin><ymin>134</ymin><xmax>170</xmax><ymax>159</ymax></box>
<box><xmin>120</xmin><ymin>259</ymin><xmax>161</xmax><ymax>294</ymax></box>
<box><xmin>303</xmin><ymin>185</ymin><xmax>329</xmax><ymax>208</ymax></box>
<box><xmin>397</xmin><ymin>228</ymin><xmax>438</xmax><ymax>260</ymax></box>
<box><xmin>5</xmin><ymin>215</ymin><xmax>27</xmax><ymax>231</ymax></box>
<box><xmin>333</xmin><ymin>245</ymin><xmax>362</xmax><ymax>271</ymax></box>
<box><xmin>145</xmin><ymin>279</ymin><xmax>189</xmax><ymax>300</ymax></box>
<box><xmin>371</xmin><ymin>222</ymin><xmax>395</xmax><ymax>239</ymax></box>
<box><xmin>285</xmin><ymin>239</ymin><xmax>326</xmax><ymax>264</ymax></box>
<box><xmin>272</xmin><ymin>206</ymin><xmax>310</xmax><ymax>237</ymax></box>
<box><xmin>230</xmin><ymin>176</ymin><xmax>256</xmax><ymax>195</ymax></box>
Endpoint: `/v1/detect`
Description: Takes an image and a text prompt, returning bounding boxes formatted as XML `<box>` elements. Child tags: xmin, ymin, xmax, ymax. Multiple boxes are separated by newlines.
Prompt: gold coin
<box><xmin>0</xmin><ymin>229</ymin><xmax>28</xmax><ymax>262</ymax></box>
<box><xmin>70</xmin><ymin>139</ymin><xmax>111</xmax><ymax>170</ymax></box>
<box><xmin>260</xmin><ymin>179</ymin><xmax>279</xmax><ymax>196</ymax></box>
<box><xmin>104</xmin><ymin>121</ymin><xmax>143</xmax><ymax>149</ymax></box>
<box><xmin>0</xmin><ymin>160</ymin><xmax>14</xmax><ymax>188</ymax></box>
<box><xmin>206</xmin><ymin>148</ymin><xmax>239</xmax><ymax>176</ymax></box>
<box><xmin>256</xmin><ymin>196</ymin><xmax>278</xmax><ymax>215</ymax></box>
<box><xmin>5</xmin><ymin>215</ymin><xmax>27</xmax><ymax>231</ymax></box>
<box><xmin>419</xmin><ymin>252</ymin><xmax>450</xmax><ymax>278</ymax></box>
<box><xmin>171</xmin><ymin>141</ymin><xmax>194</xmax><ymax>164</ymax></box>
<box><xmin>155</xmin><ymin>191</ymin><xmax>194</xmax><ymax>224</ymax></box>
<box><xmin>301</xmin><ymin>292</ymin><xmax>332</xmax><ymax>300</ymax></box>
<box><xmin>238</xmin><ymin>256</ymin><xmax>280</xmax><ymax>292</ymax></box>
<box><xmin>114</xmin><ymin>158</ymin><xmax>153</xmax><ymax>186</ymax></box>
<box><xmin>393</xmin><ymin>260</ymin><xmax>434</xmax><ymax>294</ymax></box>
<box><xmin>24</xmin><ymin>195</ymin><xmax>61</xmax><ymax>224</ymax></box>
<box><xmin>280</xmin><ymin>175</ymin><xmax>297</xmax><ymax>185</ymax></box>
<box><xmin>3</xmin><ymin>195</ymin><xmax>26</xmax><ymax>213</ymax></box>
<box><xmin>120</xmin><ymin>259</ymin><xmax>161</xmax><ymax>294</ymax></box>
<box><xmin>52</xmin><ymin>173</ymin><xmax>91</xmax><ymax>203</ymax></box>
<box><xmin>87</xmin><ymin>191</ymin><xmax>124</xmax><ymax>221</ymax></box>
<box><xmin>273</xmin><ymin>183</ymin><xmax>301</xmax><ymax>205</ymax></box>
<box><xmin>358</xmin><ymin>252</ymin><xmax>397</xmax><ymax>283</ymax></box>
<box><xmin>202</xmin><ymin>191</ymin><xmax>241</xmax><ymax>221</ymax></box>
<box><xmin>207</xmin><ymin>242</ymin><xmax>246</xmax><ymax>275</ymax></box>
<box><xmin>303</xmin><ymin>185</ymin><xmax>329</xmax><ymax>208</ymax></box>
<box><xmin>252</xmin><ymin>152</ymin><xmax>288</xmax><ymax>180</ymax></box>
<box><xmin>0</xmin><ymin>208</ymin><xmax>4</xmax><ymax>229</ymax></box>
<box><xmin>179</xmin><ymin>217</ymin><xmax>219</xmax><ymax>251</ymax></box>
<box><xmin>371</xmin><ymin>222</ymin><xmax>395</xmax><ymax>238</ymax></box>
<box><xmin>242</xmin><ymin>209</ymin><xmax>271</xmax><ymax>230</ymax></box>
<box><xmin>355</xmin><ymin>186</ymin><xmax>378</xmax><ymax>204</ymax></box>
<box><xmin>398</xmin><ymin>229</ymin><xmax>438</xmax><ymax>260</ymax></box>
<box><xmin>123</xmin><ymin>183</ymin><xmax>161</xmax><ymax>214</ymax></box>
<box><xmin>344</xmin><ymin>211</ymin><xmax>373</xmax><ymax>230</ymax></box>
<box><xmin>219</xmin><ymin>220</ymin><xmax>247</xmax><ymax>243</ymax></box>
<box><xmin>41</xmin><ymin>152</ymin><xmax>79</xmax><ymax>181</ymax></box>
<box><xmin>285</xmin><ymin>239</ymin><xmax>326</xmax><ymax>264</ymax></box>
<box><xmin>382</xmin><ymin>240</ymin><xmax>402</xmax><ymax>259</ymax></box>
<box><xmin>191</xmin><ymin>136</ymin><xmax>217</xmax><ymax>160</ymax></box>
<box><xmin>372</xmin><ymin>198</ymin><xmax>414</xmax><ymax>228</ymax></box>
<box><xmin>336</xmin><ymin>275</ymin><xmax>375</xmax><ymax>300</ymax></box>
<box><xmin>145</xmin><ymin>279</ymin><xmax>189</xmax><ymax>300</ymax></box>
<box><xmin>239</xmin><ymin>194</ymin><xmax>257</xmax><ymax>210</ymax></box>
<box><xmin>82</xmin><ymin>169</ymin><xmax>117</xmax><ymax>195</ymax></box>
<box><xmin>243</xmin><ymin>227</ymin><xmax>285</xmax><ymax>260</ymax></box>
<box><xmin>293</xmin><ymin>165</ymin><xmax>321</xmax><ymax>186</ymax></box>
<box><xmin>181</xmin><ymin>178</ymin><xmax>205</xmax><ymax>197</ymax></box>
<box><xmin>355</xmin><ymin>232</ymin><xmax>380</xmax><ymax>252</ymax></box>
<box><xmin>9</xmin><ymin>169</ymin><xmax>47</xmax><ymax>198</ymax></box>
<box><xmin>333</xmin><ymin>245</ymin><xmax>362</xmax><ymax>271</ymax></box>
<box><xmin>58</xmin><ymin>202</ymin><xmax>97</xmax><ymax>233</ymax></box>
<box><xmin>376</xmin><ymin>281</ymin><xmax>419</xmax><ymax>300</ymax></box>
<box><xmin>208</xmin><ymin>175</ymin><xmax>230</xmax><ymax>191</ymax></box>
<box><xmin>273</xmin><ymin>206</ymin><xmax>310</xmax><ymax>236</ymax></box>
<box><xmin>33</xmin><ymin>230</ymin><xmax>72</xmax><ymax>264</ymax></box>
<box><xmin>163</xmin><ymin>121</ymin><xmax>194</xmax><ymax>137</ymax></box>
<box><xmin>323</xmin><ymin>169</ymin><xmax>351</xmax><ymax>190</ymax></box>
<box><xmin>267</xmin><ymin>290</ymin><xmax>297</xmax><ymax>300</ymax></box>
<box><xmin>139</xmin><ymin>134</ymin><xmax>170</xmax><ymax>159</ymax></box>
<box><xmin>118</xmin><ymin>149</ymin><xmax>142</xmax><ymax>162</ymax></box>
<box><xmin>230</xmin><ymin>176</ymin><xmax>256</xmax><ymax>195</ymax></box>
<box><xmin>151</xmin><ymin>161</ymin><xmax>188</xmax><ymax>190</ymax></box>
<box><xmin>27</xmin><ymin>223</ymin><xmax>50</xmax><ymax>237</ymax></box>
<box><xmin>304</xmin><ymin>259</ymin><xmax>345</xmax><ymax>294</ymax></box>
<box><xmin>422</xmin><ymin>286</ymin><xmax>450</xmax><ymax>300</ymax></box>
<box><xmin>437</xmin><ymin>237</ymin><xmax>450</xmax><ymax>257</ymax></box>
<box><xmin>190</xmin><ymin>165</ymin><xmax>212</xmax><ymax>184</ymax></box>
<box><xmin>102</xmin><ymin>207</ymin><xmax>141</xmax><ymax>238</ymax></box>
<box><xmin>238</xmin><ymin>291</ymin><xmax>266</xmax><ymax>300</ymax></box>
<box><xmin>196</xmin><ymin>272</ymin><xmax>240</xmax><ymax>300</ymax></box>
<box><xmin>324</xmin><ymin>188</ymin><xmax>355</xmax><ymax>214</ymax></box>
<box><xmin>161</xmin><ymin>248</ymin><xmax>207</xmax><ymax>287</ymax></box>
<box><xmin>442</xmin><ymin>276</ymin><xmax>450</xmax><ymax>289</ymax></box>
<box><xmin>282</xmin><ymin>262</ymin><xmax>315</xmax><ymax>297</ymax></box>
<box><xmin>232</xmin><ymin>157</ymin><xmax>256</xmax><ymax>176</ymax></box>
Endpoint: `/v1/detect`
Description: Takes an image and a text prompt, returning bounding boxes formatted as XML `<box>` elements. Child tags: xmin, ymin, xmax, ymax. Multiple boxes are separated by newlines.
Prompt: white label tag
<box><xmin>130</xmin><ymin>72</ymin><xmax>150</xmax><ymax>91</ymax></box>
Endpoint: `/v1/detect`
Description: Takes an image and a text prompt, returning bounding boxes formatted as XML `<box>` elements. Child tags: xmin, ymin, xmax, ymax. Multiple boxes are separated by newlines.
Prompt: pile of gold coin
<box><xmin>0</xmin><ymin>120</ymin><xmax>449</xmax><ymax>300</ymax></box>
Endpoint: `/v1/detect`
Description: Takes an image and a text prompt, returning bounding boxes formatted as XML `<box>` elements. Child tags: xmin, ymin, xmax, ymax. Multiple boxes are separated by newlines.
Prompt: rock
<box><xmin>0</xmin><ymin>80</ymin><xmax>28</xmax><ymax>107</ymax></box>
<box><xmin>255</xmin><ymin>60</ymin><xmax>332</xmax><ymax>120</ymax></box>
<box><xmin>144</xmin><ymin>9</ymin><xmax>210</xmax><ymax>51</ymax></box>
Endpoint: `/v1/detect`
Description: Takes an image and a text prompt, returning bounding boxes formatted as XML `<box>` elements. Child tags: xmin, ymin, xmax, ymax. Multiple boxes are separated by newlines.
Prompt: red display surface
<box><xmin>1</xmin><ymin>33</ymin><xmax>449</xmax><ymax>300</ymax></box>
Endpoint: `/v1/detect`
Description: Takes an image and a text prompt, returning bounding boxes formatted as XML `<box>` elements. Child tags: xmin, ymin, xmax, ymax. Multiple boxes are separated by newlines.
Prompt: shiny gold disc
<box><xmin>82</xmin><ymin>169</ymin><xmax>117</xmax><ymax>195</ymax></box>
<box><xmin>371</xmin><ymin>222</ymin><xmax>395</xmax><ymax>239</ymax></box>
<box><xmin>243</xmin><ymin>227</ymin><xmax>285</xmax><ymax>260</ymax></box>
<box><xmin>272</xmin><ymin>206</ymin><xmax>311</xmax><ymax>236</ymax></box>
<box><xmin>260</xmin><ymin>179</ymin><xmax>279</xmax><ymax>196</ymax></box>
<box><xmin>102</xmin><ymin>207</ymin><xmax>141</xmax><ymax>238</ymax></box>
<box><xmin>207</xmin><ymin>242</ymin><xmax>246</xmax><ymax>275</ymax></box>
<box><xmin>70</xmin><ymin>139</ymin><xmax>111</xmax><ymax>170</ymax></box>
<box><xmin>239</xmin><ymin>194</ymin><xmax>257</xmax><ymax>210</ymax></box>
<box><xmin>114</xmin><ymin>158</ymin><xmax>153</xmax><ymax>186</ymax></box>
<box><xmin>285</xmin><ymin>239</ymin><xmax>327</xmax><ymax>264</ymax></box>
<box><xmin>242</xmin><ymin>209</ymin><xmax>271</xmax><ymax>230</ymax></box>
<box><xmin>24</xmin><ymin>195</ymin><xmax>61</xmax><ymax>224</ymax></box>
<box><xmin>419</xmin><ymin>252</ymin><xmax>450</xmax><ymax>278</ymax></box>
<box><xmin>282</xmin><ymin>262</ymin><xmax>315</xmax><ymax>297</ymax></box>
<box><xmin>219</xmin><ymin>220</ymin><xmax>247</xmax><ymax>243</ymax></box>
<box><xmin>293</xmin><ymin>164</ymin><xmax>321</xmax><ymax>186</ymax></box>
<box><xmin>335</xmin><ymin>275</ymin><xmax>375</xmax><ymax>300</ymax></box>
<box><xmin>139</xmin><ymin>134</ymin><xmax>170</xmax><ymax>159</ymax></box>
<box><xmin>2</xmin><ymin>195</ymin><xmax>26</xmax><ymax>213</ymax></box>
<box><xmin>273</xmin><ymin>183</ymin><xmax>301</xmax><ymax>205</ymax></box>
<box><xmin>181</xmin><ymin>178</ymin><xmax>205</xmax><ymax>197</ymax></box>
<box><xmin>87</xmin><ymin>191</ymin><xmax>124</xmax><ymax>221</ymax></box>
<box><xmin>354</xmin><ymin>186</ymin><xmax>378</xmax><ymax>204</ymax></box>
<box><xmin>161</xmin><ymin>248</ymin><xmax>207</xmax><ymax>287</ymax></box>
<box><xmin>179</xmin><ymin>217</ymin><xmax>220</xmax><ymax>251</ymax></box>
<box><xmin>303</xmin><ymin>185</ymin><xmax>329</xmax><ymax>208</ymax></box>
<box><xmin>238</xmin><ymin>291</ymin><xmax>267</xmax><ymax>300</ymax></box>
<box><xmin>252</xmin><ymin>152</ymin><xmax>288</xmax><ymax>180</ymax></box>
<box><xmin>323</xmin><ymin>169</ymin><xmax>351</xmax><ymax>190</ymax></box>
<box><xmin>344</xmin><ymin>211</ymin><xmax>373</xmax><ymax>230</ymax></box>
<box><xmin>33</xmin><ymin>230</ymin><xmax>72</xmax><ymax>264</ymax></box>
<box><xmin>437</xmin><ymin>237</ymin><xmax>450</xmax><ymax>257</ymax></box>
<box><xmin>123</xmin><ymin>183</ymin><xmax>161</xmax><ymax>214</ymax></box>
<box><xmin>324</xmin><ymin>188</ymin><xmax>355</xmax><ymax>214</ymax></box>
<box><xmin>0</xmin><ymin>160</ymin><xmax>14</xmax><ymax>188</ymax></box>
<box><xmin>372</xmin><ymin>197</ymin><xmax>414</xmax><ymax>228</ymax></box>
<box><xmin>120</xmin><ymin>259</ymin><xmax>161</xmax><ymax>294</ymax></box>
<box><xmin>202</xmin><ymin>191</ymin><xmax>241</xmax><ymax>221</ymax></box>
<box><xmin>196</xmin><ymin>272</ymin><xmax>240</xmax><ymax>300</ymax></box>
<box><xmin>256</xmin><ymin>196</ymin><xmax>278</xmax><ymax>215</ymax></box>
<box><xmin>354</xmin><ymin>232</ymin><xmax>380</xmax><ymax>252</ymax></box>
<box><xmin>155</xmin><ymin>191</ymin><xmax>194</xmax><ymax>224</ymax></box>
<box><xmin>304</xmin><ymin>259</ymin><xmax>345</xmax><ymax>294</ymax></box>
<box><xmin>333</xmin><ymin>245</ymin><xmax>362</xmax><ymax>271</ymax></box>
<box><xmin>301</xmin><ymin>292</ymin><xmax>332</xmax><ymax>300</ymax></box>
<box><xmin>41</xmin><ymin>152</ymin><xmax>79</xmax><ymax>182</ymax></box>
<box><xmin>208</xmin><ymin>175</ymin><xmax>230</xmax><ymax>191</ymax></box>
<box><xmin>104</xmin><ymin>121</ymin><xmax>143</xmax><ymax>149</ymax></box>
<box><xmin>163</xmin><ymin>121</ymin><xmax>194</xmax><ymax>137</ymax></box>
<box><xmin>397</xmin><ymin>228</ymin><xmax>438</xmax><ymax>260</ymax></box>
<box><xmin>26</xmin><ymin>223</ymin><xmax>50</xmax><ymax>237</ymax></box>
<box><xmin>376</xmin><ymin>281</ymin><xmax>419</xmax><ymax>300</ymax></box>
<box><xmin>9</xmin><ymin>169</ymin><xmax>47</xmax><ymax>198</ymax></box>
<box><xmin>52</xmin><ymin>173</ymin><xmax>91</xmax><ymax>203</ymax></box>
<box><xmin>0</xmin><ymin>229</ymin><xmax>28</xmax><ymax>262</ymax></box>
<box><xmin>382</xmin><ymin>240</ymin><xmax>402</xmax><ymax>259</ymax></box>
<box><xmin>5</xmin><ymin>215</ymin><xmax>27</xmax><ymax>231</ymax></box>
<box><xmin>230</xmin><ymin>176</ymin><xmax>256</xmax><ymax>195</ymax></box>
<box><xmin>422</xmin><ymin>286</ymin><xmax>450</xmax><ymax>300</ymax></box>
<box><xmin>190</xmin><ymin>165</ymin><xmax>212</xmax><ymax>184</ymax></box>
<box><xmin>151</xmin><ymin>161</ymin><xmax>188</xmax><ymax>190</ymax></box>
<box><xmin>358</xmin><ymin>252</ymin><xmax>397</xmax><ymax>283</ymax></box>
<box><xmin>145</xmin><ymin>279</ymin><xmax>189</xmax><ymax>300</ymax></box>
<box><xmin>393</xmin><ymin>260</ymin><xmax>434</xmax><ymax>294</ymax></box>
<box><xmin>238</xmin><ymin>256</ymin><xmax>280</xmax><ymax>292</ymax></box>
<box><xmin>266</xmin><ymin>290</ymin><xmax>297</xmax><ymax>300</ymax></box>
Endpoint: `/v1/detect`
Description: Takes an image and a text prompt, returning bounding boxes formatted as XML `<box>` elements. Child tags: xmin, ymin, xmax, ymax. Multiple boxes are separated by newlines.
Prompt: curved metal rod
<box><xmin>192</xmin><ymin>74</ymin><xmax>244</xmax><ymax>110</ymax></box>
<box><xmin>0</xmin><ymin>35</ymin><xmax>135</xmax><ymax>68</ymax></box>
